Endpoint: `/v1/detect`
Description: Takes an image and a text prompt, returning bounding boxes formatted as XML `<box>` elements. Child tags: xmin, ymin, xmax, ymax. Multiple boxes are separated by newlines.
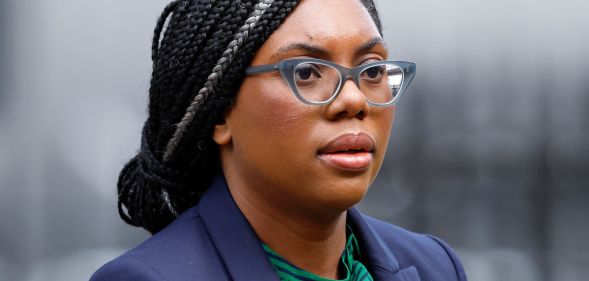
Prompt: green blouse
<box><xmin>261</xmin><ymin>228</ymin><xmax>374</xmax><ymax>281</ymax></box>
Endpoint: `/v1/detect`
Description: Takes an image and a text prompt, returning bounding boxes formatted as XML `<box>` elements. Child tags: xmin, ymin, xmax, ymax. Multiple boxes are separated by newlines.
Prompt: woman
<box><xmin>91</xmin><ymin>0</ymin><xmax>467</xmax><ymax>280</ymax></box>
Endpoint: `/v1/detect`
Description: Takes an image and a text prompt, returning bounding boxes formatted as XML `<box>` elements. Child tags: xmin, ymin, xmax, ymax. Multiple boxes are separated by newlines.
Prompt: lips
<box><xmin>317</xmin><ymin>133</ymin><xmax>375</xmax><ymax>171</ymax></box>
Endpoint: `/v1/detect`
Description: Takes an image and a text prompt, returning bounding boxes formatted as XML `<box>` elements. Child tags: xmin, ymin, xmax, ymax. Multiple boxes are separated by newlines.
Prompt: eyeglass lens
<box><xmin>293</xmin><ymin>62</ymin><xmax>403</xmax><ymax>104</ymax></box>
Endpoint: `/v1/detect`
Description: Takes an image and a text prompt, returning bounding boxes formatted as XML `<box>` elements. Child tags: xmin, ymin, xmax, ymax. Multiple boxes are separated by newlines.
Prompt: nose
<box><xmin>324</xmin><ymin>79</ymin><xmax>369</xmax><ymax>120</ymax></box>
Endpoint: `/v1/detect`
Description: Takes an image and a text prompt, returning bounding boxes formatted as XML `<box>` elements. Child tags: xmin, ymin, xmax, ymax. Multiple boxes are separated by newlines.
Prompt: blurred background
<box><xmin>1</xmin><ymin>0</ymin><xmax>587</xmax><ymax>280</ymax></box>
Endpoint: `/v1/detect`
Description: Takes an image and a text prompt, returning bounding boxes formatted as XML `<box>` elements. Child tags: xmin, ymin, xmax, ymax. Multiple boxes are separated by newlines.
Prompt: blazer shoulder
<box><xmin>90</xmin><ymin>256</ymin><xmax>165</xmax><ymax>281</ymax></box>
<box><xmin>362</xmin><ymin>214</ymin><xmax>468</xmax><ymax>281</ymax></box>
<box><xmin>90</xmin><ymin>206</ymin><xmax>228</xmax><ymax>281</ymax></box>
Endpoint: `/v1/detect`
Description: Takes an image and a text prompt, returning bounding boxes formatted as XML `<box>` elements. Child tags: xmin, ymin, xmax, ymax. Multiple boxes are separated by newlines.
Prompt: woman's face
<box><xmin>215</xmin><ymin>0</ymin><xmax>394</xmax><ymax>217</ymax></box>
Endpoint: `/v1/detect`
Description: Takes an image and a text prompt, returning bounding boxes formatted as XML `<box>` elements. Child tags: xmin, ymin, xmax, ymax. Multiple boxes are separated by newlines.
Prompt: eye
<box><xmin>361</xmin><ymin>65</ymin><xmax>385</xmax><ymax>83</ymax></box>
<box><xmin>294</xmin><ymin>63</ymin><xmax>322</xmax><ymax>83</ymax></box>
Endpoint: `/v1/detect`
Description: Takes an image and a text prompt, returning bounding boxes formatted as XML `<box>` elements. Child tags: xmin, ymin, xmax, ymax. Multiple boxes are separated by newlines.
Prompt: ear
<box><xmin>212</xmin><ymin>119</ymin><xmax>232</xmax><ymax>146</ymax></box>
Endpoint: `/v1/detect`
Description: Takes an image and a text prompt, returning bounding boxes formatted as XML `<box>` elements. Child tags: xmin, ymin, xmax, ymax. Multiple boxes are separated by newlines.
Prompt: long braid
<box><xmin>151</xmin><ymin>1</ymin><xmax>179</xmax><ymax>63</ymax></box>
<box><xmin>151</xmin><ymin>0</ymin><xmax>219</xmax><ymax>149</ymax></box>
<box><xmin>161</xmin><ymin>1</ymin><xmax>251</xmax><ymax>169</ymax></box>
<box><xmin>117</xmin><ymin>0</ymin><xmax>383</xmax><ymax>234</ymax></box>
<box><xmin>163</xmin><ymin>0</ymin><xmax>275</xmax><ymax>161</ymax></box>
<box><xmin>159</xmin><ymin>1</ymin><xmax>246</xmax><ymax>155</ymax></box>
<box><xmin>166</xmin><ymin>0</ymin><xmax>299</xmax><ymax>166</ymax></box>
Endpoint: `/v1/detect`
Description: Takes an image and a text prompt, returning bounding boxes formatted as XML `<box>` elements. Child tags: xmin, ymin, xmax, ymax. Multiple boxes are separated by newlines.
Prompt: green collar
<box><xmin>261</xmin><ymin>227</ymin><xmax>373</xmax><ymax>281</ymax></box>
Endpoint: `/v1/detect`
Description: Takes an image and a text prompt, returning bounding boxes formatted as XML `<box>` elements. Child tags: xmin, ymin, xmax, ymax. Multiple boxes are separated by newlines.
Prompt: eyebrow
<box><xmin>271</xmin><ymin>37</ymin><xmax>387</xmax><ymax>60</ymax></box>
<box><xmin>355</xmin><ymin>37</ymin><xmax>387</xmax><ymax>56</ymax></box>
<box><xmin>272</xmin><ymin>43</ymin><xmax>329</xmax><ymax>60</ymax></box>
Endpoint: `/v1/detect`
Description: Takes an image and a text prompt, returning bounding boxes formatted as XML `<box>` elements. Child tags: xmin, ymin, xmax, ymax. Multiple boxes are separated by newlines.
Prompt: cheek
<box><xmin>380</xmin><ymin>107</ymin><xmax>395</xmax><ymax>141</ymax></box>
<box><xmin>255</xmin><ymin>97</ymin><xmax>309</xmax><ymax>137</ymax></box>
<box><xmin>229</xmin><ymin>78</ymin><xmax>316</xmax><ymax>162</ymax></box>
<box><xmin>372</xmin><ymin>107</ymin><xmax>395</xmax><ymax>168</ymax></box>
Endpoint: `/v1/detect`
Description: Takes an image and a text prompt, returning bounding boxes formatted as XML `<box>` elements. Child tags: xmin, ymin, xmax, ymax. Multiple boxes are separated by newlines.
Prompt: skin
<box><xmin>213</xmin><ymin>0</ymin><xmax>394</xmax><ymax>278</ymax></box>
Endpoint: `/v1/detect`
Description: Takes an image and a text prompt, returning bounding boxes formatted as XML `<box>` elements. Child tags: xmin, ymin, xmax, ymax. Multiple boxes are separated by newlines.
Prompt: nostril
<box><xmin>335</xmin><ymin>109</ymin><xmax>366</xmax><ymax>120</ymax></box>
<box><xmin>356</xmin><ymin>110</ymin><xmax>366</xmax><ymax>120</ymax></box>
<box><xmin>335</xmin><ymin>111</ymin><xmax>348</xmax><ymax>119</ymax></box>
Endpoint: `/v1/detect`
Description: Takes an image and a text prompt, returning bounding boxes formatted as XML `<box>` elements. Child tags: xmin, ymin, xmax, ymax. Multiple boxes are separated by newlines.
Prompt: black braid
<box><xmin>118</xmin><ymin>0</ymin><xmax>384</xmax><ymax>234</ymax></box>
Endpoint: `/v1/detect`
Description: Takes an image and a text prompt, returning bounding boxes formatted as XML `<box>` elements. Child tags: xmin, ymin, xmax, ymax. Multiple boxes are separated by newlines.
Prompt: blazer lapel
<box><xmin>198</xmin><ymin>177</ymin><xmax>280</xmax><ymax>281</ymax></box>
<box><xmin>198</xmin><ymin>177</ymin><xmax>419</xmax><ymax>281</ymax></box>
<box><xmin>348</xmin><ymin>208</ymin><xmax>421</xmax><ymax>281</ymax></box>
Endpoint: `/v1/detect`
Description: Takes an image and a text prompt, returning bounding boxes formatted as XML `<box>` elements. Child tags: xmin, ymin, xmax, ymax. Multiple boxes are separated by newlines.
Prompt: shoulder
<box><xmin>90</xmin><ymin>206</ymin><xmax>228</xmax><ymax>281</ymax></box>
<box><xmin>362</xmin><ymin>214</ymin><xmax>468</xmax><ymax>281</ymax></box>
<box><xmin>90</xmin><ymin>256</ymin><xmax>165</xmax><ymax>281</ymax></box>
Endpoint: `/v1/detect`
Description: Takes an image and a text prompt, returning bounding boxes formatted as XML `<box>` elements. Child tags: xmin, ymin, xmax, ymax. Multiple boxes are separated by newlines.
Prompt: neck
<box><xmin>226</xmin><ymin>176</ymin><xmax>348</xmax><ymax>279</ymax></box>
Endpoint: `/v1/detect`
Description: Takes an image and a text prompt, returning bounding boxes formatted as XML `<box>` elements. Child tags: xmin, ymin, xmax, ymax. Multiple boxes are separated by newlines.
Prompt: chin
<box><xmin>317</xmin><ymin>176</ymin><xmax>372</xmax><ymax>212</ymax></box>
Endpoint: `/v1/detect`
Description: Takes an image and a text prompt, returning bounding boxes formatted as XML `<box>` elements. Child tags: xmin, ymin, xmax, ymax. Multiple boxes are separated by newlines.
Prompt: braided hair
<box><xmin>118</xmin><ymin>0</ymin><xmax>384</xmax><ymax>234</ymax></box>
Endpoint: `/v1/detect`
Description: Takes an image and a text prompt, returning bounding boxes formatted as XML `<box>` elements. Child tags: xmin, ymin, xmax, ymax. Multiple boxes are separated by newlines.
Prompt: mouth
<box><xmin>317</xmin><ymin>133</ymin><xmax>375</xmax><ymax>171</ymax></box>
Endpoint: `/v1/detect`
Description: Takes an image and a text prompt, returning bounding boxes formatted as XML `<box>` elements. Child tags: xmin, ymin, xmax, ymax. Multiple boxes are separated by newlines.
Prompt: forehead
<box><xmin>253</xmin><ymin>0</ymin><xmax>383</xmax><ymax>62</ymax></box>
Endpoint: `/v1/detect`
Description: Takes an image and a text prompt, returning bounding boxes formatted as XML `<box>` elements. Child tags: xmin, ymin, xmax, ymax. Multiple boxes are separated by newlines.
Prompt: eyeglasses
<box><xmin>245</xmin><ymin>58</ymin><xmax>416</xmax><ymax>107</ymax></box>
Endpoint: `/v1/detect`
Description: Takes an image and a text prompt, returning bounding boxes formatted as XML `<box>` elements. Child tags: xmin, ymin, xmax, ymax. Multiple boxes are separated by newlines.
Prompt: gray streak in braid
<box><xmin>163</xmin><ymin>0</ymin><xmax>276</xmax><ymax>162</ymax></box>
<box><xmin>161</xmin><ymin>189</ymin><xmax>179</xmax><ymax>217</ymax></box>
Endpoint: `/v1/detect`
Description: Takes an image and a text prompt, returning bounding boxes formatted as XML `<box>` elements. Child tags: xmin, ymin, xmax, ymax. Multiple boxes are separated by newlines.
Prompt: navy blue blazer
<box><xmin>91</xmin><ymin>177</ymin><xmax>467</xmax><ymax>281</ymax></box>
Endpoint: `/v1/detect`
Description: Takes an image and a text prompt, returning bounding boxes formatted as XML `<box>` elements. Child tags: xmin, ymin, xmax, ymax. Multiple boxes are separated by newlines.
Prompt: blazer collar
<box><xmin>347</xmin><ymin>208</ymin><xmax>420</xmax><ymax>281</ymax></box>
<box><xmin>198</xmin><ymin>176</ymin><xmax>280</xmax><ymax>281</ymax></box>
<box><xmin>199</xmin><ymin>176</ymin><xmax>420</xmax><ymax>281</ymax></box>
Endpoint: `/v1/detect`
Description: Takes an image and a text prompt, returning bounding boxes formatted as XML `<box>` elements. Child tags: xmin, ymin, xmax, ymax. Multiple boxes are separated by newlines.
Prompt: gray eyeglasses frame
<box><xmin>245</xmin><ymin>58</ymin><xmax>416</xmax><ymax>107</ymax></box>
